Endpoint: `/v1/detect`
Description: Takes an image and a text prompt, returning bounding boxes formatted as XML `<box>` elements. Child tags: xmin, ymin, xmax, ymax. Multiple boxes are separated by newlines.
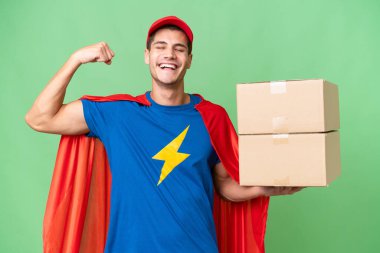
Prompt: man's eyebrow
<box><xmin>153</xmin><ymin>41</ymin><xmax>167</xmax><ymax>45</ymax></box>
<box><xmin>173</xmin><ymin>43</ymin><xmax>187</xmax><ymax>48</ymax></box>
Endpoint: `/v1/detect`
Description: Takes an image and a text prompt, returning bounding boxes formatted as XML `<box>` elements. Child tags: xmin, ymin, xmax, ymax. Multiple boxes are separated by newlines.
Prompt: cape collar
<box><xmin>80</xmin><ymin>92</ymin><xmax>206</xmax><ymax>107</ymax></box>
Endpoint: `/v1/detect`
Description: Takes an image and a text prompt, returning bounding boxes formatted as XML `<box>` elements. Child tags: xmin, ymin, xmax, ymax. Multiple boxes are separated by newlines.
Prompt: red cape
<box><xmin>43</xmin><ymin>93</ymin><xmax>269</xmax><ymax>253</ymax></box>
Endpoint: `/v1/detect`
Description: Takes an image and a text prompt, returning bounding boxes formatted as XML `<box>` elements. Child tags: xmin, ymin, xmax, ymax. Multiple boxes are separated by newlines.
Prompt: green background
<box><xmin>1</xmin><ymin>0</ymin><xmax>379</xmax><ymax>252</ymax></box>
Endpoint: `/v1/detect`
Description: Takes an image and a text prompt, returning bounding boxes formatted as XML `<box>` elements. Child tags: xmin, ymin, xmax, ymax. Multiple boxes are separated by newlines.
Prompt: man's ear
<box><xmin>144</xmin><ymin>48</ymin><xmax>150</xmax><ymax>64</ymax></box>
<box><xmin>187</xmin><ymin>53</ymin><xmax>193</xmax><ymax>69</ymax></box>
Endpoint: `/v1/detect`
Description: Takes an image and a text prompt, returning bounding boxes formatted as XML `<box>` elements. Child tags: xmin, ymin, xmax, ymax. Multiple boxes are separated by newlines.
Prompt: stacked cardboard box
<box><xmin>237</xmin><ymin>79</ymin><xmax>341</xmax><ymax>186</ymax></box>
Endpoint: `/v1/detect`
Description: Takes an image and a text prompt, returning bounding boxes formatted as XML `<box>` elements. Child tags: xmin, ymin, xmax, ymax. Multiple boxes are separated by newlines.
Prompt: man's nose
<box><xmin>163</xmin><ymin>48</ymin><xmax>176</xmax><ymax>59</ymax></box>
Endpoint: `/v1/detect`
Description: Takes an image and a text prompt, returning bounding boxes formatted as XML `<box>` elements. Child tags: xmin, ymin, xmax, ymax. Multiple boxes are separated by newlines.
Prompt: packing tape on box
<box><xmin>272</xmin><ymin>116</ymin><xmax>289</xmax><ymax>133</ymax></box>
<box><xmin>273</xmin><ymin>176</ymin><xmax>291</xmax><ymax>186</ymax></box>
<box><xmin>272</xmin><ymin>133</ymin><xmax>289</xmax><ymax>144</ymax></box>
<box><xmin>270</xmin><ymin>81</ymin><xmax>287</xmax><ymax>94</ymax></box>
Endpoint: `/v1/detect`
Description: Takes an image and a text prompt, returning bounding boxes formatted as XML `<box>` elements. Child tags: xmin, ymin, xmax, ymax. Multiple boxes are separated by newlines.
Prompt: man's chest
<box><xmin>103</xmin><ymin>108</ymin><xmax>217</xmax><ymax>186</ymax></box>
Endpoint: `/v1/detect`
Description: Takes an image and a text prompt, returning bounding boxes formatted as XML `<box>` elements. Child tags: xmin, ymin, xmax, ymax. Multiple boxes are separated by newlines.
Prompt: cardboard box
<box><xmin>239</xmin><ymin>131</ymin><xmax>341</xmax><ymax>186</ymax></box>
<box><xmin>237</xmin><ymin>79</ymin><xmax>340</xmax><ymax>134</ymax></box>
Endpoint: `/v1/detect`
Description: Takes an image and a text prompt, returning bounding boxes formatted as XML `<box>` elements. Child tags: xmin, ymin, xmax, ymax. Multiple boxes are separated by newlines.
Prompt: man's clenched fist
<box><xmin>71</xmin><ymin>42</ymin><xmax>115</xmax><ymax>65</ymax></box>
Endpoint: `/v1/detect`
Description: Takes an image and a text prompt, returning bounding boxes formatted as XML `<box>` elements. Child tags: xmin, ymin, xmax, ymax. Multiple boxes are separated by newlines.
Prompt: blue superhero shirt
<box><xmin>81</xmin><ymin>91</ymin><xmax>220</xmax><ymax>253</ymax></box>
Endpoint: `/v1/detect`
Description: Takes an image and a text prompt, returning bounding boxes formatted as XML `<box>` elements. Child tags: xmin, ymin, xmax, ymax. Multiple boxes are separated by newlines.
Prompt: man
<box><xmin>25</xmin><ymin>16</ymin><xmax>302</xmax><ymax>253</ymax></box>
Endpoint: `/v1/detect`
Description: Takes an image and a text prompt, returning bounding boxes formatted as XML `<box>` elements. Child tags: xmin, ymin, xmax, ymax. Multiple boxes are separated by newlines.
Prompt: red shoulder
<box><xmin>194</xmin><ymin>96</ymin><xmax>228</xmax><ymax>117</ymax></box>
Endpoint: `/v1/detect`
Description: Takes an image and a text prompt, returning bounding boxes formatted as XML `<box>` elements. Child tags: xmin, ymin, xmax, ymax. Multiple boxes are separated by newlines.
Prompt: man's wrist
<box><xmin>252</xmin><ymin>186</ymin><xmax>267</xmax><ymax>198</ymax></box>
<box><xmin>68</xmin><ymin>53</ymin><xmax>82</xmax><ymax>68</ymax></box>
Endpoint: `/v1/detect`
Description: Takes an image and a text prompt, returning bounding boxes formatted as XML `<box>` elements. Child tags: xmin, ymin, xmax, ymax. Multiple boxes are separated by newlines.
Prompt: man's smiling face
<box><xmin>144</xmin><ymin>28</ymin><xmax>192</xmax><ymax>87</ymax></box>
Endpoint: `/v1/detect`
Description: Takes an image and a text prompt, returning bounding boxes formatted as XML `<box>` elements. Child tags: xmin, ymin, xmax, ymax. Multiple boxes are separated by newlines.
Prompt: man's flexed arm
<box><xmin>25</xmin><ymin>42</ymin><xmax>115</xmax><ymax>135</ymax></box>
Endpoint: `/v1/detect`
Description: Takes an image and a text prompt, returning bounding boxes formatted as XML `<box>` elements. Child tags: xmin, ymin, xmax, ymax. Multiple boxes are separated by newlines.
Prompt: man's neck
<box><xmin>150</xmin><ymin>83</ymin><xmax>190</xmax><ymax>106</ymax></box>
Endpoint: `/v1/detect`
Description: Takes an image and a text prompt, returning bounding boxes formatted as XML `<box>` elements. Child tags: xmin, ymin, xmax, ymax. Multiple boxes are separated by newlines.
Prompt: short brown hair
<box><xmin>146</xmin><ymin>25</ymin><xmax>192</xmax><ymax>54</ymax></box>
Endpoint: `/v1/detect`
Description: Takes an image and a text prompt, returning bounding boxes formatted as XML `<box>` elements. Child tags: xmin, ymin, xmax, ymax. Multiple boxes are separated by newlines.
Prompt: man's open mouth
<box><xmin>159</xmin><ymin>63</ymin><xmax>178</xmax><ymax>70</ymax></box>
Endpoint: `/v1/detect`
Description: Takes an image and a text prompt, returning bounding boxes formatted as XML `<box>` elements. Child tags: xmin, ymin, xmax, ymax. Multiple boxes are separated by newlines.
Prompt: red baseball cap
<box><xmin>146</xmin><ymin>16</ymin><xmax>193</xmax><ymax>47</ymax></box>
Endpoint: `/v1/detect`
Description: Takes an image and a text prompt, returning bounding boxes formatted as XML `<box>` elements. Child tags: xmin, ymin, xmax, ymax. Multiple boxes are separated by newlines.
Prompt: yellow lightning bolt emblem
<box><xmin>153</xmin><ymin>125</ymin><xmax>190</xmax><ymax>186</ymax></box>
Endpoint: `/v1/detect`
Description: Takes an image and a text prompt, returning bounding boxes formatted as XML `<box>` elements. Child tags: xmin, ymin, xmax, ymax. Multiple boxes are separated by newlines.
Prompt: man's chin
<box><xmin>154</xmin><ymin>78</ymin><xmax>182</xmax><ymax>87</ymax></box>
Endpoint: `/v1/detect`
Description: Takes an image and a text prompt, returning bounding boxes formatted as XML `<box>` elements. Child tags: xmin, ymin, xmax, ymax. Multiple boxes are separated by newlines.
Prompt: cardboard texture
<box><xmin>236</xmin><ymin>79</ymin><xmax>340</xmax><ymax>134</ymax></box>
<box><xmin>237</xmin><ymin>79</ymin><xmax>341</xmax><ymax>186</ymax></box>
<box><xmin>239</xmin><ymin>131</ymin><xmax>341</xmax><ymax>186</ymax></box>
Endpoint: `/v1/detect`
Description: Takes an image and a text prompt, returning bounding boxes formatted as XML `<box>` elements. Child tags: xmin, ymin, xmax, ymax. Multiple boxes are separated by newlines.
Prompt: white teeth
<box><xmin>159</xmin><ymin>63</ymin><xmax>176</xmax><ymax>70</ymax></box>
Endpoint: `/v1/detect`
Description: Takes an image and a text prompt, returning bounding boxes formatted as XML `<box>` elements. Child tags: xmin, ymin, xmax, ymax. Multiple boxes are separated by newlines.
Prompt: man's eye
<box><xmin>155</xmin><ymin>46</ymin><xmax>164</xmax><ymax>50</ymax></box>
<box><xmin>175</xmin><ymin>48</ymin><xmax>185</xmax><ymax>52</ymax></box>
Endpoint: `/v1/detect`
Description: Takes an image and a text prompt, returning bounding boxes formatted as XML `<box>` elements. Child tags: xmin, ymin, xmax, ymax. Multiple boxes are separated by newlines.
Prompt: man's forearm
<box><xmin>25</xmin><ymin>55</ymin><xmax>81</xmax><ymax>129</ymax></box>
<box><xmin>216</xmin><ymin>177</ymin><xmax>264</xmax><ymax>202</ymax></box>
<box><xmin>217</xmin><ymin>177</ymin><xmax>304</xmax><ymax>202</ymax></box>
